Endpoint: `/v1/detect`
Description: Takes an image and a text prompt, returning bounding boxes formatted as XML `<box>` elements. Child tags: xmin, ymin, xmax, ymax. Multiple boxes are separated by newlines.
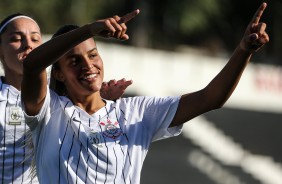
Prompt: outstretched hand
<box><xmin>240</xmin><ymin>2</ymin><xmax>269</xmax><ymax>53</ymax></box>
<box><xmin>100</xmin><ymin>78</ymin><xmax>133</xmax><ymax>101</ymax></box>
<box><xmin>93</xmin><ymin>9</ymin><xmax>140</xmax><ymax>40</ymax></box>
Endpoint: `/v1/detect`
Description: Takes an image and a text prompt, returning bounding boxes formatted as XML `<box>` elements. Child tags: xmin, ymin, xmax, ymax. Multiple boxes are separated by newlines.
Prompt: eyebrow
<box><xmin>87</xmin><ymin>48</ymin><xmax>98</xmax><ymax>53</ymax></box>
<box><xmin>69</xmin><ymin>48</ymin><xmax>97</xmax><ymax>55</ymax></box>
<box><xmin>9</xmin><ymin>31</ymin><xmax>41</xmax><ymax>36</ymax></box>
<box><xmin>65</xmin><ymin>48</ymin><xmax>98</xmax><ymax>59</ymax></box>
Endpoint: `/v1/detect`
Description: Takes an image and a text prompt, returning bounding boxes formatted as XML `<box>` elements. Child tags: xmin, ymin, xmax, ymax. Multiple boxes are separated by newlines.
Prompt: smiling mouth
<box><xmin>83</xmin><ymin>73</ymin><xmax>97</xmax><ymax>80</ymax></box>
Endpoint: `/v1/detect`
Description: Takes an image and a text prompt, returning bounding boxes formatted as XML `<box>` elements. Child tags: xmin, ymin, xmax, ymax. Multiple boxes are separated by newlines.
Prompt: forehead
<box><xmin>69</xmin><ymin>38</ymin><xmax>97</xmax><ymax>54</ymax></box>
<box><xmin>4</xmin><ymin>18</ymin><xmax>41</xmax><ymax>34</ymax></box>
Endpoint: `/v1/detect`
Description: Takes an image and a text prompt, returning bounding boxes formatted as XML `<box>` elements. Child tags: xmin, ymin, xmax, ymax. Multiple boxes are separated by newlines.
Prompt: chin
<box><xmin>90</xmin><ymin>84</ymin><xmax>101</xmax><ymax>92</ymax></box>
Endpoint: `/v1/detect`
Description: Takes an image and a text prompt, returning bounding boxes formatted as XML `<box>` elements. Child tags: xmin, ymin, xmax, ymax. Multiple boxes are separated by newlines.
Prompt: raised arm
<box><xmin>21</xmin><ymin>10</ymin><xmax>139</xmax><ymax>116</ymax></box>
<box><xmin>170</xmin><ymin>3</ymin><xmax>269</xmax><ymax>127</ymax></box>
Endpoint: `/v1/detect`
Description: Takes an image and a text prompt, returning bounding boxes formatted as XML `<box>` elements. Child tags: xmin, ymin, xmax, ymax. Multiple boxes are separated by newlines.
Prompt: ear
<box><xmin>52</xmin><ymin>69</ymin><xmax>65</xmax><ymax>82</ymax></box>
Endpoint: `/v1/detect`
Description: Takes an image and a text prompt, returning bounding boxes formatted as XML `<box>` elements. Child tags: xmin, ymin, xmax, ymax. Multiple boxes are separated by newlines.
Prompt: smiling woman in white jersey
<box><xmin>0</xmin><ymin>13</ymin><xmax>42</xmax><ymax>184</ymax></box>
<box><xmin>0</xmin><ymin>13</ymin><xmax>133</xmax><ymax>184</ymax></box>
<box><xmin>22</xmin><ymin>3</ymin><xmax>268</xmax><ymax>184</ymax></box>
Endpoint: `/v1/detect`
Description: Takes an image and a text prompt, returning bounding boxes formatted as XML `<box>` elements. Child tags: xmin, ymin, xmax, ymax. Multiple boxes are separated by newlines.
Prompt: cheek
<box><xmin>34</xmin><ymin>41</ymin><xmax>43</xmax><ymax>49</ymax></box>
<box><xmin>97</xmin><ymin>59</ymin><xmax>104</xmax><ymax>77</ymax></box>
<box><xmin>1</xmin><ymin>47</ymin><xmax>20</xmax><ymax>65</ymax></box>
<box><xmin>3</xmin><ymin>44</ymin><xmax>20</xmax><ymax>59</ymax></box>
<box><xmin>7</xmin><ymin>42</ymin><xmax>21</xmax><ymax>51</ymax></box>
<box><xmin>63</xmin><ymin>69</ymin><xmax>78</xmax><ymax>81</ymax></box>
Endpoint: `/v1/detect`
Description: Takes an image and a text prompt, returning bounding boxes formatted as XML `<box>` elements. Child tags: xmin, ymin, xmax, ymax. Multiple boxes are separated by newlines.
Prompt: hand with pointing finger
<box><xmin>92</xmin><ymin>9</ymin><xmax>140</xmax><ymax>40</ymax></box>
<box><xmin>240</xmin><ymin>2</ymin><xmax>269</xmax><ymax>53</ymax></box>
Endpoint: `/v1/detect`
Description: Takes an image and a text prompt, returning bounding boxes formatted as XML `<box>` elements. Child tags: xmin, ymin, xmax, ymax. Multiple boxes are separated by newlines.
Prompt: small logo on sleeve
<box><xmin>9</xmin><ymin>106</ymin><xmax>22</xmax><ymax>125</ymax></box>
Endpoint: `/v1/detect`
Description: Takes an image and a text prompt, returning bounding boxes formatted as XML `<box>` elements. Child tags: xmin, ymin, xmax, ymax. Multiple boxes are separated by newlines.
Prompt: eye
<box><xmin>32</xmin><ymin>39</ymin><xmax>39</xmax><ymax>43</ymax></box>
<box><xmin>10</xmin><ymin>36</ymin><xmax>21</xmax><ymax>42</ymax></box>
<box><xmin>89</xmin><ymin>53</ymin><xmax>97</xmax><ymax>59</ymax></box>
<box><xmin>69</xmin><ymin>57</ymin><xmax>79</xmax><ymax>66</ymax></box>
<box><xmin>31</xmin><ymin>36</ymin><xmax>41</xmax><ymax>43</ymax></box>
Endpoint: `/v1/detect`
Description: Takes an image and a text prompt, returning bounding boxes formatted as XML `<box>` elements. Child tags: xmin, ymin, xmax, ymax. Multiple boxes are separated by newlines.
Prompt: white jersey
<box><xmin>0</xmin><ymin>78</ymin><xmax>38</xmax><ymax>184</ymax></box>
<box><xmin>25</xmin><ymin>88</ymin><xmax>182</xmax><ymax>184</ymax></box>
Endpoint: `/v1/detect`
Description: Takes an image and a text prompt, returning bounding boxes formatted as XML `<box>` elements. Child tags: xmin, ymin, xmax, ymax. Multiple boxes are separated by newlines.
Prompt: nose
<box><xmin>81</xmin><ymin>58</ymin><xmax>94</xmax><ymax>71</ymax></box>
<box><xmin>22</xmin><ymin>38</ymin><xmax>33</xmax><ymax>51</ymax></box>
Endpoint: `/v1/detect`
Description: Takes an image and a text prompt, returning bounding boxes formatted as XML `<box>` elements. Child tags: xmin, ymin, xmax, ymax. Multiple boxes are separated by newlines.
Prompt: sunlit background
<box><xmin>1</xmin><ymin>0</ymin><xmax>281</xmax><ymax>183</ymax></box>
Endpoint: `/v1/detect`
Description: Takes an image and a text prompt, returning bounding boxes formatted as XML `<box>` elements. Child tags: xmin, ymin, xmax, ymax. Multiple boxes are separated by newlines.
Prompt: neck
<box><xmin>70</xmin><ymin>92</ymin><xmax>106</xmax><ymax>115</ymax></box>
<box><xmin>2</xmin><ymin>73</ymin><xmax>23</xmax><ymax>90</ymax></box>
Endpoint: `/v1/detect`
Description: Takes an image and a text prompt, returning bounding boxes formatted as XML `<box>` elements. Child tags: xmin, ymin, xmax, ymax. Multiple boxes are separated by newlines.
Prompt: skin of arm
<box><xmin>170</xmin><ymin>2</ymin><xmax>269</xmax><ymax>127</ymax></box>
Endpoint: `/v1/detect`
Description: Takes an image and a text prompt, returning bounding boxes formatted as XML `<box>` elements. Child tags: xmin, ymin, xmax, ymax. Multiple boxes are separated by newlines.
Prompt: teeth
<box><xmin>84</xmin><ymin>74</ymin><xmax>97</xmax><ymax>79</ymax></box>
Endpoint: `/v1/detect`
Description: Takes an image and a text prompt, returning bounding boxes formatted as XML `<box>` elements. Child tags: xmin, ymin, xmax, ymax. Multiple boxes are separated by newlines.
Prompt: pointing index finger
<box><xmin>119</xmin><ymin>9</ymin><xmax>140</xmax><ymax>24</ymax></box>
<box><xmin>251</xmin><ymin>2</ymin><xmax>267</xmax><ymax>25</ymax></box>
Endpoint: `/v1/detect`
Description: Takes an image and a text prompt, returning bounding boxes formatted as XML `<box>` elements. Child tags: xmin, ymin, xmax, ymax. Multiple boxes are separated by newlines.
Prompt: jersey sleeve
<box><xmin>23</xmin><ymin>88</ymin><xmax>58</xmax><ymax>131</ymax></box>
<box><xmin>146</xmin><ymin>96</ymin><xmax>183</xmax><ymax>141</ymax></box>
<box><xmin>118</xmin><ymin>96</ymin><xmax>182</xmax><ymax>142</ymax></box>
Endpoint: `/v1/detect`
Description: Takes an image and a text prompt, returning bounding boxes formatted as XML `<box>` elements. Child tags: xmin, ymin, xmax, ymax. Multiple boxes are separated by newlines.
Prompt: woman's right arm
<box><xmin>21</xmin><ymin>10</ymin><xmax>140</xmax><ymax>116</ymax></box>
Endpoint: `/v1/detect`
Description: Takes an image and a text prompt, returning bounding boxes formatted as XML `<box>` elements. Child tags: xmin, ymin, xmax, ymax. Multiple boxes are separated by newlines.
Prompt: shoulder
<box><xmin>115</xmin><ymin>96</ymin><xmax>180</xmax><ymax>109</ymax></box>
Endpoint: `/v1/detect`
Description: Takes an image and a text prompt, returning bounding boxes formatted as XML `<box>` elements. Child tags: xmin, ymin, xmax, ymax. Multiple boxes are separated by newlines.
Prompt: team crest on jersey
<box><xmin>8</xmin><ymin>106</ymin><xmax>22</xmax><ymax>125</ymax></box>
<box><xmin>100</xmin><ymin>119</ymin><xmax>123</xmax><ymax>139</ymax></box>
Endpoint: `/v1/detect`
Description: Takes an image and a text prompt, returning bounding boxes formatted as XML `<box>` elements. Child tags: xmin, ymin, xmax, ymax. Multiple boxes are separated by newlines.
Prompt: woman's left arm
<box><xmin>170</xmin><ymin>2</ymin><xmax>269</xmax><ymax>127</ymax></box>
